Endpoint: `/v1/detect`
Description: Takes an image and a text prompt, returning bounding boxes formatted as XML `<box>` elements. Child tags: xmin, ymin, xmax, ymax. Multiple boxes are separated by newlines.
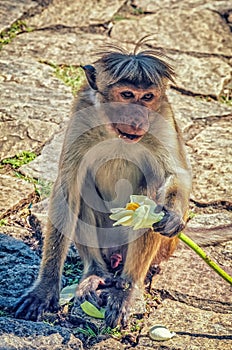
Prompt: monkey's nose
<box><xmin>131</xmin><ymin>121</ymin><xmax>146</xmax><ymax>132</ymax></box>
<box><xmin>129</xmin><ymin>120</ymin><xmax>149</xmax><ymax>134</ymax></box>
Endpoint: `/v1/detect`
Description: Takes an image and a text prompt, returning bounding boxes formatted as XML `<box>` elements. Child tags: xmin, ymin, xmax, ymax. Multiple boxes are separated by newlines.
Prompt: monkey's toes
<box><xmin>104</xmin><ymin>284</ymin><xmax>132</xmax><ymax>328</ymax></box>
<box><xmin>105</xmin><ymin>292</ymin><xmax>130</xmax><ymax>328</ymax></box>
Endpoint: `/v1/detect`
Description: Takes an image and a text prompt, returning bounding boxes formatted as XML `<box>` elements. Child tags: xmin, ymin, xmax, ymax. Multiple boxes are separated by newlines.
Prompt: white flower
<box><xmin>110</xmin><ymin>195</ymin><xmax>164</xmax><ymax>230</ymax></box>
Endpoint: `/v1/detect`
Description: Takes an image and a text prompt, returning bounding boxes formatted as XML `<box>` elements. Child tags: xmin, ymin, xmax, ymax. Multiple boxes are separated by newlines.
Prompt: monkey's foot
<box><xmin>14</xmin><ymin>284</ymin><xmax>59</xmax><ymax>321</ymax></box>
<box><xmin>104</xmin><ymin>277</ymin><xmax>133</xmax><ymax>328</ymax></box>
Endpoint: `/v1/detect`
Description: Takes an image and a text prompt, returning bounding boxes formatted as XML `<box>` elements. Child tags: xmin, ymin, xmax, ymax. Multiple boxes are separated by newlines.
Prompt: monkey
<box><xmin>14</xmin><ymin>40</ymin><xmax>192</xmax><ymax>328</ymax></box>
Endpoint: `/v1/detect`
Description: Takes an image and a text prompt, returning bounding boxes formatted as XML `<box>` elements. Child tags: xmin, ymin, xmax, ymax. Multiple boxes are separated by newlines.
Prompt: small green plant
<box><xmin>2</xmin><ymin>151</ymin><xmax>37</xmax><ymax>169</ymax></box>
<box><xmin>14</xmin><ymin>171</ymin><xmax>35</xmax><ymax>183</ymax></box>
<box><xmin>75</xmin><ymin>324</ymin><xmax>116</xmax><ymax>339</ymax></box>
<box><xmin>113</xmin><ymin>14</ymin><xmax>127</xmax><ymax>21</ymax></box>
<box><xmin>0</xmin><ymin>219</ymin><xmax>7</xmax><ymax>226</ymax></box>
<box><xmin>51</xmin><ymin>64</ymin><xmax>85</xmax><ymax>95</ymax></box>
<box><xmin>0</xmin><ymin>21</ymin><xmax>32</xmax><ymax>49</ymax></box>
<box><xmin>219</xmin><ymin>94</ymin><xmax>232</xmax><ymax>106</ymax></box>
<box><xmin>75</xmin><ymin>325</ymin><xmax>97</xmax><ymax>338</ymax></box>
<box><xmin>0</xmin><ymin>309</ymin><xmax>9</xmax><ymax>317</ymax></box>
<box><xmin>63</xmin><ymin>260</ymin><xmax>83</xmax><ymax>285</ymax></box>
<box><xmin>43</xmin><ymin>320</ymin><xmax>55</xmax><ymax>326</ymax></box>
<box><xmin>35</xmin><ymin>179</ymin><xmax>53</xmax><ymax>199</ymax></box>
<box><xmin>100</xmin><ymin>326</ymin><xmax>112</xmax><ymax>335</ymax></box>
<box><xmin>110</xmin><ymin>325</ymin><xmax>123</xmax><ymax>339</ymax></box>
<box><xmin>132</xmin><ymin>7</ymin><xmax>144</xmax><ymax>15</ymax></box>
<box><xmin>188</xmin><ymin>210</ymin><xmax>196</xmax><ymax>219</ymax></box>
<box><xmin>130</xmin><ymin>319</ymin><xmax>143</xmax><ymax>332</ymax></box>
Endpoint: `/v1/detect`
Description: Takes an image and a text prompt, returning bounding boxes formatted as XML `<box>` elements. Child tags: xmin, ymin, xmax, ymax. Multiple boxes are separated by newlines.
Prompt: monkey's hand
<box><xmin>75</xmin><ymin>275</ymin><xmax>113</xmax><ymax>309</ymax></box>
<box><xmin>152</xmin><ymin>206</ymin><xmax>185</xmax><ymax>237</ymax></box>
<box><xmin>14</xmin><ymin>281</ymin><xmax>59</xmax><ymax>321</ymax></box>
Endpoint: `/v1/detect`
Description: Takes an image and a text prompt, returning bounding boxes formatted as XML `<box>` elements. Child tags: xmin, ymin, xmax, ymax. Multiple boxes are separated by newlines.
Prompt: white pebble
<box><xmin>149</xmin><ymin>325</ymin><xmax>176</xmax><ymax>341</ymax></box>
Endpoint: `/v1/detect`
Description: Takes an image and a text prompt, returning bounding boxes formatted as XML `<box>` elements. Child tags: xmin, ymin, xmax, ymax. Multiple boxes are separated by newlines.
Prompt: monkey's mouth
<box><xmin>116</xmin><ymin>128</ymin><xmax>144</xmax><ymax>143</ymax></box>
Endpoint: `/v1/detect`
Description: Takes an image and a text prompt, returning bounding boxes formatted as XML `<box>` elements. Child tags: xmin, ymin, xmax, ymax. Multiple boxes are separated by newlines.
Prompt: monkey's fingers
<box><xmin>152</xmin><ymin>208</ymin><xmax>185</xmax><ymax>237</ymax></box>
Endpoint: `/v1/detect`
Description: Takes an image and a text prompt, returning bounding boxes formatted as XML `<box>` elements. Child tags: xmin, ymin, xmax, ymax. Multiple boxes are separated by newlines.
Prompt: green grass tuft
<box><xmin>0</xmin><ymin>21</ymin><xmax>32</xmax><ymax>50</ymax></box>
<box><xmin>0</xmin><ymin>219</ymin><xmax>7</xmax><ymax>227</ymax></box>
<box><xmin>2</xmin><ymin>151</ymin><xmax>37</xmax><ymax>169</ymax></box>
<box><xmin>52</xmin><ymin>64</ymin><xmax>86</xmax><ymax>95</ymax></box>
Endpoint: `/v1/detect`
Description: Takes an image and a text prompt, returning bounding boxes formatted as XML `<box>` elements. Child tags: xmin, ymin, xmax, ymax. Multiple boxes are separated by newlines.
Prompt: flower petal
<box><xmin>130</xmin><ymin>195</ymin><xmax>148</xmax><ymax>205</ymax></box>
<box><xmin>110</xmin><ymin>210</ymin><xmax>133</xmax><ymax>221</ymax></box>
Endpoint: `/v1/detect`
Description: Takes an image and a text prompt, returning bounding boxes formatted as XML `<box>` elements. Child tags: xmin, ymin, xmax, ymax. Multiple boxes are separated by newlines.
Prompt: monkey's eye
<box><xmin>120</xmin><ymin>91</ymin><xmax>134</xmax><ymax>99</ymax></box>
<box><xmin>142</xmin><ymin>93</ymin><xmax>154</xmax><ymax>101</ymax></box>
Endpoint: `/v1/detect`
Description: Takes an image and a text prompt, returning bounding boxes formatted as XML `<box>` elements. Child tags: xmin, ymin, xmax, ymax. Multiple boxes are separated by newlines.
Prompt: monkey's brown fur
<box><xmin>15</xmin><ymin>41</ymin><xmax>192</xmax><ymax>328</ymax></box>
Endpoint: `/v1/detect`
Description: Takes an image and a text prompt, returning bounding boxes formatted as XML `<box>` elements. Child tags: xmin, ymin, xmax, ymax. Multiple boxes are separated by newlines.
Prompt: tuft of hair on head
<box><xmin>94</xmin><ymin>36</ymin><xmax>175</xmax><ymax>90</ymax></box>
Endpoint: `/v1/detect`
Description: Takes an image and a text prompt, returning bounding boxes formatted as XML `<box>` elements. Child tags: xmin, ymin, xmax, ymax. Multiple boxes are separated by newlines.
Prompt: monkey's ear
<box><xmin>82</xmin><ymin>65</ymin><xmax>98</xmax><ymax>90</ymax></box>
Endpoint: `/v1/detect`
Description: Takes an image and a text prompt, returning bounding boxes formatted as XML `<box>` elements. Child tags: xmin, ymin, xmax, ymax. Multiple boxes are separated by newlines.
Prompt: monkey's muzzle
<box><xmin>114</xmin><ymin>123</ymin><xmax>147</xmax><ymax>143</ymax></box>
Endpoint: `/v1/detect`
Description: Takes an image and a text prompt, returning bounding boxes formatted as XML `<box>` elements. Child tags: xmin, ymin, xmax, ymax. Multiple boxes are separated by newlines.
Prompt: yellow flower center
<box><xmin>126</xmin><ymin>202</ymin><xmax>140</xmax><ymax>211</ymax></box>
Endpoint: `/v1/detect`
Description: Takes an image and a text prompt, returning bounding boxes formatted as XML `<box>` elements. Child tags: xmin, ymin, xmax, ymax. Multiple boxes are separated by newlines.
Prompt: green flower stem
<box><xmin>178</xmin><ymin>232</ymin><xmax>232</xmax><ymax>286</ymax></box>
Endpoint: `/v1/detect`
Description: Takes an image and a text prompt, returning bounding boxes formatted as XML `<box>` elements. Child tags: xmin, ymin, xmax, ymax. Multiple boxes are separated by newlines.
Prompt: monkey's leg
<box><xmin>15</xmin><ymin>183</ymin><xmax>74</xmax><ymax>320</ymax></box>
<box><xmin>74</xmin><ymin>244</ymin><xmax>112</xmax><ymax>308</ymax></box>
<box><xmin>105</xmin><ymin>231</ymin><xmax>178</xmax><ymax>328</ymax></box>
<box><xmin>74</xmin><ymin>206</ymin><xmax>111</xmax><ymax>308</ymax></box>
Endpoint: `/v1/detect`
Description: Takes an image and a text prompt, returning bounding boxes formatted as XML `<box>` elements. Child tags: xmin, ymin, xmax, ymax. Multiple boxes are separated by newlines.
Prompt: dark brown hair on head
<box><xmin>94</xmin><ymin>37</ymin><xmax>175</xmax><ymax>90</ymax></box>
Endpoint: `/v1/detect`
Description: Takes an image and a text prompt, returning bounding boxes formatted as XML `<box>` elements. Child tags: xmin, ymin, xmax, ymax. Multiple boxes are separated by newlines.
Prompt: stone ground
<box><xmin>0</xmin><ymin>0</ymin><xmax>232</xmax><ymax>349</ymax></box>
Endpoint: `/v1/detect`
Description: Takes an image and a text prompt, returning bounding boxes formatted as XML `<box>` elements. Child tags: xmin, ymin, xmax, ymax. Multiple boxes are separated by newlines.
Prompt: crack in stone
<box><xmin>158</xmin><ymin>289</ymin><xmax>232</xmax><ymax>314</ymax></box>
<box><xmin>190</xmin><ymin>198</ymin><xmax>232</xmax><ymax>211</ymax></box>
<box><xmin>126</xmin><ymin>41</ymin><xmax>232</xmax><ymax>60</ymax></box>
<box><xmin>185</xmin><ymin>114</ymin><xmax>232</xmax><ymax>142</ymax></box>
<box><xmin>171</xmin><ymin>86</ymin><xmax>218</xmax><ymax>100</ymax></box>
<box><xmin>0</xmin><ymin>192</ymin><xmax>36</xmax><ymax>220</ymax></box>
<box><xmin>176</xmin><ymin>331</ymin><xmax>232</xmax><ymax>340</ymax></box>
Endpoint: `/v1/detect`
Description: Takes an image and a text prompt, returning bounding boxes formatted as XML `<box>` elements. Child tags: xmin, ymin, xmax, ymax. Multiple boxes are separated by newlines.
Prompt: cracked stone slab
<box><xmin>139</xmin><ymin>299</ymin><xmax>232</xmax><ymax>350</ymax></box>
<box><xmin>0</xmin><ymin>233</ymin><xmax>40</xmax><ymax>308</ymax></box>
<box><xmin>0</xmin><ymin>318</ymin><xmax>83</xmax><ymax>350</ymax></box>
<box><xmin>186</xmin><ymin>212</ymin><xmax>232</xmax><ymax>246</ymax></box>
<box><xmin>91</xmin><ymin>338</ymin><xmax>125</xmax><ymax>349</ymax></box>
<box><xmin>170</xmin><ymin>53</ymin><xmax>232</xmax><ymax>97</ymax></box>
<box><xmin>187</xmin><ymin>118</ymin><xmax>232</xmax><ymax>203</ymax></box>
<box><xmin>26</xmin><ymin>0</ymin><xmax>125</xmax><ymax>28</ymax></box>
<box><xmin>0</xmin><ymin>234</ymin><xmax>83</xmax><ymax>349</ymax></box>
<box><xmin>0</xmin><ymin>30</ymin><xmax>114</xmax><ymax>66</ymax></box>
<box><xmin>0</xmin><ymin>174</ymin><xmax>34</xmax><ymax>218</ymax></box>
<box><xmin>187</xmin><ymin>212</ymin><xmax>232</xmax><ymax>231</ymax></box>
<box><xmin>20</xmin><ymin>131</ymin><xmax>65</xmax><ymax>182</ymax></box>
<box><xmin>0</xmin><ymin>57</ymin><xmax>72</xmax><ymax>159</ymax></box>
<box><xmin>0</xmin><ymin>0</ymin><xmax>38</xmax><ymax>32</ymax></box>
<box><xmin>167</xmin><ymin>89</ymin><xmax>232</xmax><ymax>137</ymax></box>
<box><xmin>155</xmin><ymin>244</ymin><xmax>232</xmax><ymax>305</ymax></box>
<box><xmin>133</xmin><ymin>0</ymin><xmax>232</xmax><ymax>13</ymax></box>
<box><xmin>111</xmin><ymin>9</ymin><xmax>232</xmax><ymax>56</ymax></box>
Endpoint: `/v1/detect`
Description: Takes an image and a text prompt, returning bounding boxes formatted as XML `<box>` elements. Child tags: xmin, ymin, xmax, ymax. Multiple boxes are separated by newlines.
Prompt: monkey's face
<box><xmin>105</xmin><ymin>84</ymin><xmax>161</xmax><ymax>143</ymax></box>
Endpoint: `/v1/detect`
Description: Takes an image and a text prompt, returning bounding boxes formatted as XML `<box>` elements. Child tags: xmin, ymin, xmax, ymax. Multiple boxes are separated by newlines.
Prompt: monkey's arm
<box><xmin>152</xmin><ymin>169</ymin><xmax>191</xmax><ymax>237</ymax></box>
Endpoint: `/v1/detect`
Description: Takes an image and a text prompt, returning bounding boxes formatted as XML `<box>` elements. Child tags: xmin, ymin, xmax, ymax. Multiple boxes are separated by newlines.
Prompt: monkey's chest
<box><xmin>94</xmin><ymin>158</ymin><xmax>145</xmax><ymax>209</ymax></box>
